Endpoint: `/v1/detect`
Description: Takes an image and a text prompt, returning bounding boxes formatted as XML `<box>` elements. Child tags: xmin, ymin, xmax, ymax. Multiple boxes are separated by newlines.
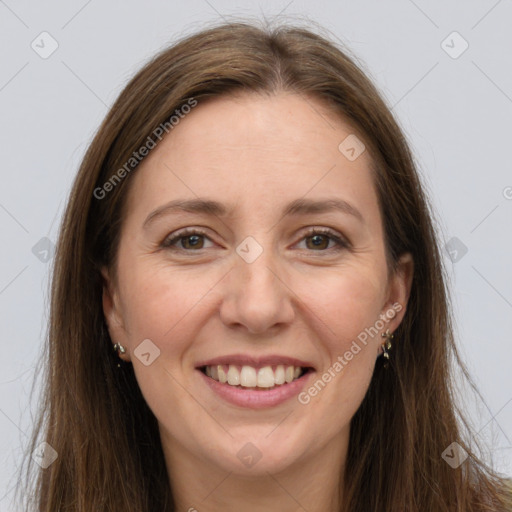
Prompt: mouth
<box><xmin>198</xmin><ymin>363</ymin><xmax>315</xmax><ymax>391</ymax></box>
<box><xmin>195</xmin><ymin>355</ymin><xmax>316</xmax><ymax>408</ymax></box>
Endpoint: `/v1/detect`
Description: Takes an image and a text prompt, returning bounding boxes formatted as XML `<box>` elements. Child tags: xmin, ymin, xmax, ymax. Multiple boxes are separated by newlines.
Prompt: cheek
<box><xmin>312</xmin><ymin>263</ymin><xmax>386</xmax><ymax>342</ymax></box>
<box><xmin>117</xmin><ymin>264</ymin><xmax>209</xmax><ymax>422</ymax></box>
<box><xmin>295</xmin><ymin>269</ymin><xmax>383</xmax><ymax>427</ymax></box>
<box><xmin>115</xmin><ymin>251</ymin><xmax>205</xmax><ymax>354</ymax></box>
<box><xmin>302</xmin><ymin>265</ymin><xmax>384</xmax><ymax>397</ymax></box>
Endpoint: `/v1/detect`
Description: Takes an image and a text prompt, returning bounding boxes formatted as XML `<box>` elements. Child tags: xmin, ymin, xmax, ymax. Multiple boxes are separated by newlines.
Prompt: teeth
<box><xmin>257</xmin><ymin>366</ymin><xmax>275</xmax><ymax>388</ymax></box>
<box><xmin>218</xmin><ymin>365</ymin><xmax>227</xmax><ymax>383</ymax></box>
<box><xmin>240</xmin><ymin>366</ymin><xmax>257</xmax><ymax>387</ymax></box>
<box><xmin>227</xmin><ymin>365</ymin><xmax>240</xmax><ymax>386</ymax></box>
<box><xmin>275</xmin><ymin>365</ymin><xmax>285</xmax><ymax>385</ymax></box>
<box><xmin>204</xmin><ymin>364</ymin><xmax>306</xmax><ymax>389</ymax></box>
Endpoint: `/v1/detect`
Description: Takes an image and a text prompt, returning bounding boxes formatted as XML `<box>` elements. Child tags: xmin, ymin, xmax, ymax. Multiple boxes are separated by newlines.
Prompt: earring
<box><xmin>380</xmin><ymin>329</ymin><xmax>394</xmax><ymax>368</ymax></box>
<box><xmin>112</xmin><ymin>343</ymin><xmax>127</xmax><ymax>369</ymax></box>
<box><xmin>113</xmin><ymin>343</ymin><xmax>126</xmax><ymax>355</ymax></box>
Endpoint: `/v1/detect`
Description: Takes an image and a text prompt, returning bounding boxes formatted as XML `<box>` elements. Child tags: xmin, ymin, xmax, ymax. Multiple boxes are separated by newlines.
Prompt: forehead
<box><xmin>124</xmin><ymin>91</ymin><xmax>380</xmax><ymax>226</ymax></box>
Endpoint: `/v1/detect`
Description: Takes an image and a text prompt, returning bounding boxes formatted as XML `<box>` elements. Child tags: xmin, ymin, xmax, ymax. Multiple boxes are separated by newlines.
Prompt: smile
<box><xmin>195</xmin><ymin>354</ymin><xmax>316</xmax><ymax>408</ymax></box>
<box><xmin>200</xmin><ymin>364</ymin><xmax>312</xmax><ymax>390</ymax></box>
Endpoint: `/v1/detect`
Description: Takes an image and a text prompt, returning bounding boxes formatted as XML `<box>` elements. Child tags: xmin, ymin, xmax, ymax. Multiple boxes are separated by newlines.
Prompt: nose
<box><xmin>219</xmin><ymin>240</ymin><xmax>295</xmax><ymax>335</ymax></box>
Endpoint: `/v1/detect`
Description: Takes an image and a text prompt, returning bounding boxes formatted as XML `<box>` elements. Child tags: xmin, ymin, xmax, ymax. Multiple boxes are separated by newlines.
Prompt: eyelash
<box><xmin>161</xmin><ymin>227</ymin><xmax>349</xmax><ymax>254</ymax></box>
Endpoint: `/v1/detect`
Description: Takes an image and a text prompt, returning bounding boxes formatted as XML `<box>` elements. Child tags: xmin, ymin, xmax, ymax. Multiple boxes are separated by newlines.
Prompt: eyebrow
<box><xmin>143</xmin><ymin>197</ymin><xmax>364</xmax><ymax>229</ymax></box>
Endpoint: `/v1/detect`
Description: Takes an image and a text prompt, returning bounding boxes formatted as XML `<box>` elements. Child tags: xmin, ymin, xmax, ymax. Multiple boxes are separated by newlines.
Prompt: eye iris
<box><xmin>182</xmin><ymin>234</ymin><xmax>203</xmax><ymax>249</ymax></box>
<box><xmin>307</xmin><ymin>234</ymin><xmax>329</xmax><ymax>250</ymax></box>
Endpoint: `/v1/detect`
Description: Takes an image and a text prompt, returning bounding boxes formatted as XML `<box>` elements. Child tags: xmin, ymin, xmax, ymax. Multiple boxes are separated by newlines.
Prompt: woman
<box><xmin>21</xmin><ymin>20</ymin><xmax>512</xmax><ymax>511</ymax></box>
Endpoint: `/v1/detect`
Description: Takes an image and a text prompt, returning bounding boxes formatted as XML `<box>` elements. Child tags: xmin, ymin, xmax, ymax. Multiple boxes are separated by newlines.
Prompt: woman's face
<box><xmin>102</xmin><ymin>92</ymin><xmax>413</xmax><ymax>476</ymax></box>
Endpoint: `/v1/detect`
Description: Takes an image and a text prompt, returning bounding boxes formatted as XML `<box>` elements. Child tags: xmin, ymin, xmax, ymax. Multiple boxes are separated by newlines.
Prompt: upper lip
<box><xmin>196</xmin><ymin>354</ymin><xmax>315</xmax><ymax>370</ymax></box>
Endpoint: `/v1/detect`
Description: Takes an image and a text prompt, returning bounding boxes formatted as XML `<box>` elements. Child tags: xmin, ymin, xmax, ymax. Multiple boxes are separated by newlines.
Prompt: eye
<box><xmin>295</xmin><ymin>228</ymin><xmax>349</xmax><ymax>253</ymax></box>
<box><xmin>161</xmin><ymin>228</ymin><xmax>213</xmax><ymax>251</ymax></box>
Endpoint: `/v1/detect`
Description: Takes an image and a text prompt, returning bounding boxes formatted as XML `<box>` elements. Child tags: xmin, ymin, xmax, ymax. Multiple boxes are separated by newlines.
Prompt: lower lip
<box><xmin>198</xmin><ymin>369</ymin><xmax>314</xmax><ymax>409</ymax></box>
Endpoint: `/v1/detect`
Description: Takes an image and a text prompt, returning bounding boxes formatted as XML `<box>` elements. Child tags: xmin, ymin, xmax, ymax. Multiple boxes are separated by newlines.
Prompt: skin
<box><xmin>102</xmin><ymin>91</ymin><xmax>414</xmax><ymax>512</ymax></box>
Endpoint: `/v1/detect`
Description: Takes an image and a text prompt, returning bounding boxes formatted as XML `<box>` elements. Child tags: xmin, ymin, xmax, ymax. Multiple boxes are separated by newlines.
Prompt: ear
<box><xmin>101</xmin><ymin>266</ymin><xmax>131</xmax><ymax>361</ymax></box>
<box><xmin>381</xmin><ymin>252</ymin><xmax>414</xmax><ymax>333</ymax></box>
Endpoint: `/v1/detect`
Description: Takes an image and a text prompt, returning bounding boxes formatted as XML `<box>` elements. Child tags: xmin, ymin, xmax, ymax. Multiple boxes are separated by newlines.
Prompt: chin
<box><xmin>198</xmin><ymin>426</ymin><xmax>312</xmax><ymax>476</ymax></box>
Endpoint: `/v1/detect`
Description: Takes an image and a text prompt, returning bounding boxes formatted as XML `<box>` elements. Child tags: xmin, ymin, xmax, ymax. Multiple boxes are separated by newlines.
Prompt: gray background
<box><xmin>1</xmin><ymin>0</ymin><xmax>511</xmax><ymax>508</ymax></box>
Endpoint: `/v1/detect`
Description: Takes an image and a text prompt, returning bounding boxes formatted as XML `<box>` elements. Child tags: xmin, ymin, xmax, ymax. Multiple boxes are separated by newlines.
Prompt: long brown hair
<box><xmin>19</xmin><ymin>18</ymin><xmax>512</xmax><ymax>511</ymax></box>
